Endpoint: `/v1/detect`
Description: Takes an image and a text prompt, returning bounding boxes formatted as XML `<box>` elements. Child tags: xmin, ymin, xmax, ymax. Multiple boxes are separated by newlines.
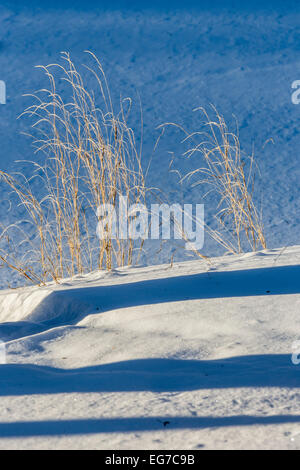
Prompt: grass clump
<box><xmin>0</xmin><ymin>52</ymin><xmax>147</xmax><ymax>285</ymax></box>
<box><xmin>163</xmin><ymin>106</ymin><xmax>266</xmax><ymax>255</ymax></box>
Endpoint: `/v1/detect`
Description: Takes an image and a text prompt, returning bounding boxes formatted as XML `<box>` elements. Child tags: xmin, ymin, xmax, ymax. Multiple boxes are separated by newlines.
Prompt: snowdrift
<box><xmin>0</xmin><ymin>246</ymin><xmax>299</xmax><ymax>449</ymax></box>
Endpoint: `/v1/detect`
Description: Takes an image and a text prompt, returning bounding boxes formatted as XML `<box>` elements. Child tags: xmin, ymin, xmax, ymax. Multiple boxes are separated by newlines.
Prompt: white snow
<box><xmin>1</xmin><ymin>1</ymin><xmax>300</xmax><ymax>450</ymax></box>
<box><xmin>1</xmin><ymin>1</ymin><xmax>300</xmax><ymax>287</ymax></box>
<box><xmin>0</xmin><ymin>246</ymin><xmax>300</xmax><ymax>449</ymax></box>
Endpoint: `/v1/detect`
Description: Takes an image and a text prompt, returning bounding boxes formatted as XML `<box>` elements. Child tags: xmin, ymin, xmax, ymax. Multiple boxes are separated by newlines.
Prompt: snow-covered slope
<box><xmin>0</xmin><ymin>1</ymin><xmax>300</xmax><ymax>450</ymax></box>
<box><xmin>0</xmin><ymin>246</ymin><xmax>300</xmax><ymax>449</ymax></box>
<box><xmin>1</xmin><ymin>1</ymin><xmax>300</xmax><ymax>288</ymax></box>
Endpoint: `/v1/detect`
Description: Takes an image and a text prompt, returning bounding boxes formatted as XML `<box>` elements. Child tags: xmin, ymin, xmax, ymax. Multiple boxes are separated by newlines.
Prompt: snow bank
<box><xmin>0</xmin><ymin>246</ymin><xmax>299</xmax><ymax>448</ymax></box>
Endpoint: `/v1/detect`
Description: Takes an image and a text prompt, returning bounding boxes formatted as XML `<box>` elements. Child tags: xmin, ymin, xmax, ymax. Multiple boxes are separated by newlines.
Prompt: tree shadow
<box><xmin>1</xmin><ymin>264</ymin><xmax>300</xmax><ymax>341</ymax></box>
<box><xmin>0</xmin><ymin>414</ymin><xmax>300</xmax><ymax>438</ymax></box>
<box><xmin>0</xmin><ymin>354</ymin><xmax>299</xmax><ymax>396</ymax></box>
<box><xmin>28</xmin><ymin>264</ymin><xmax>300</xmax><ymax>324</ymax></box>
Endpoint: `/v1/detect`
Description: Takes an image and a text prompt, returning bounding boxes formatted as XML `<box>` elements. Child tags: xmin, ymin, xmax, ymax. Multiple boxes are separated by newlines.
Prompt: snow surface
<box><xmin>0</xmin><ymin>246</ymin><xmax>300</xmax><ymax>449</ymax></box>
<box><xmin>0</xmin><ymin>0</ymin><xmax>300</xmax><ymax>450</ymax></box>
<box><xmin>1</xmin><ymin>1</ymin><xmax>300</xmax><ymax>287</ymax></box>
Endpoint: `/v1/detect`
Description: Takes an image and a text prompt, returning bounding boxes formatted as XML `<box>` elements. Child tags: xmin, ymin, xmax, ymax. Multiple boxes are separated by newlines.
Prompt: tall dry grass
<box><xmin>163</xmin><ymin>106</ymin><xmax>266</xmax><ymax>255</ymax></box>
<box><xmin>0</xmin><ymin>52</ymin><xmax>147</xmax><ymax>285</ymax></box>
<box><xmin>0</xmin><ymin>58</ymin><xmax>267</xmax><ymax>286</ymax></box>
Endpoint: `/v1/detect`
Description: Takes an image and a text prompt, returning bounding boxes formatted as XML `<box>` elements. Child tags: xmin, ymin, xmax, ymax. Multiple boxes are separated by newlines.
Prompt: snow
<box><xmin>0</xmin><ymin>1</ymin><xmax>300</xmax><ymax>450</ymax></box>
<box><xmin>1</xmin><ymin>1</ymin><xmax>300</xmax><ymax>283</ymax></box>
<box><xmin>0</xmin><ymin>246</ymin><xmax>299</xmax><ymax>449</ymax></box>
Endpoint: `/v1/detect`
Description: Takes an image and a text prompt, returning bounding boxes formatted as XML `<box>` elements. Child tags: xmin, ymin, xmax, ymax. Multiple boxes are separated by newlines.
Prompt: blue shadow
<box><xmin>0</xmin><ymin>414</ymin><xmax>300</xmax><ymax>438</ymax></box>
<box><xmin>2</xmin><ymin>0</ymin><xmax>300</xmax><ymax>13</ymax></box>
<box><xmin>1</xmin><ymin>264</ymin><xmax>299</xmax><ymax>340</ymax></box>
<box><xmin>0</xmin><ymin>355</ymin><xmax>299</xmax><ymax>396</ymax></box>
